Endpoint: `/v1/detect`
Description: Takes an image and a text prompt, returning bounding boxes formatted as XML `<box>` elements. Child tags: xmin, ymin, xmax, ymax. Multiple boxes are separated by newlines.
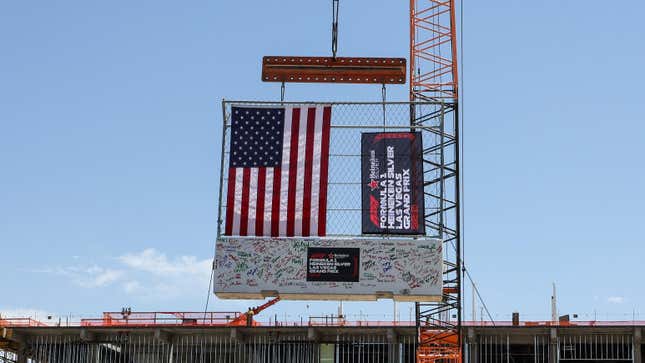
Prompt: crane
<box><xmin>410</xmin><ymin>1</ymin><xmax>462</xmax><ymax>362</ymax></box>
<box><xmin>227</xmin><ymin>297</ymin><xmax>281</xmax><ymax>327</ymax></box>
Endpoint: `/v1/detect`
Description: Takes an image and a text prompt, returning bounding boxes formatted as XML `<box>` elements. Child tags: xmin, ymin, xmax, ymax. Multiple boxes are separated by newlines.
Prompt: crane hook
<box><xmin>331</xmin><ymin>0</ymin><xmax>339</xmax><ymax>59</ymax></box>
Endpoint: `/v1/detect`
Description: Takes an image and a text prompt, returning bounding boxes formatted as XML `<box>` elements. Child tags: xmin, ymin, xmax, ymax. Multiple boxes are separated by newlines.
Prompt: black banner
<box><xmin>306</xmin><ymin>247</ymin><xmax>360</xmax><ymax>282</ymax></box>
<box><xmin>361</xmin><ymin>132</ymin><xmax>425</xmax><ymax>235</ymax></box>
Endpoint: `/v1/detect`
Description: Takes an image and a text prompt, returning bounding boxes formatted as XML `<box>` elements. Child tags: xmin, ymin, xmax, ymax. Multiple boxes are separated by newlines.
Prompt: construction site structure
<box><xmin>409</xmin><ymin>0</ymin><xmax>462</xmax><ymax>362</ymax></box>
<box><xmin>216</xmin><ymin>1</ymin><xmax>464</xmax><ymax>360</ymax></box>
<box><xmin>3</xmin><ymin>315</ymin><xmax>645</xmax><ymax>362</ymax></box>
<box><xmin>0</xmin><ymin>2</ymin><xmax>464</xmax><ymax>362</ymax></box>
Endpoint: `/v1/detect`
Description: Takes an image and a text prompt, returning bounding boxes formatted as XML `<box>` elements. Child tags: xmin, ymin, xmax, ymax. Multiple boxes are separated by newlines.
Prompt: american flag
<box><xmin>225</xmin><ymin>105</ymin><xmax>332</xmax><ymax>237</ymax></box>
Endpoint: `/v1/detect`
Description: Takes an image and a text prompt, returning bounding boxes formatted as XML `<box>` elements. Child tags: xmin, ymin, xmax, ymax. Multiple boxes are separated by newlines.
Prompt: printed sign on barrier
<box><xmin>361</xmin><ymin>132</ymin><xmax>426</xmax><ymax>235</ymax></box>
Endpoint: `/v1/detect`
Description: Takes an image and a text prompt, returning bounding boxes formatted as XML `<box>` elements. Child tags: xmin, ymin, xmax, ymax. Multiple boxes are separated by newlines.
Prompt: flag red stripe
<box><xmin>239</xmin><ymin>168</ymin><xmax>251</xmax><ymax>236</ymax></box>
<box><xmin>286</xmin><ymin>108</ymin><xmax>300</xmax><ymax>237</ymax></box>
<box><xmin>271</xmin><ymin>166</ymin><xmax>281</xmax><ymax>237</ymax></box>
<box><xmin>317</xmin><ymin>106</ymin><xmax>332</xmax><ymax>236</ymax></box>
<box><xmin>255</xmin><ymin>167</ymin><xmax>266</xmax><ymax>236</ymax></box>
<box><xmin>225</xmin><ymin>167</ymin><xmax>236</xmax><ymax>236</ymax></box>
<box><xmin>302</xmin><ymin>107</ymin><xmax>316</xmax><ymax>236</ymax></box>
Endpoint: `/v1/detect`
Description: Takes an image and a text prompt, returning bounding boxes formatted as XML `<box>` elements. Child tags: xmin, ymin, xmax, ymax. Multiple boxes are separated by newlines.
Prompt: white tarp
<box><xmin>214</xmin><ymin>237</ymin><xmax>442</xmax><ymax>301</ymax></box>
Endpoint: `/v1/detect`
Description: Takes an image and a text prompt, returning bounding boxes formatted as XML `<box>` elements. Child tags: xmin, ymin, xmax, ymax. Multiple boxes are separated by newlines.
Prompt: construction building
<box><xmin>1</xmin><ymin>316</ymin><xmax>644</xmax><ymax>363</ymax></box>
<box><xmin>4</xmin><ymin>1</ymin><xmax>636</xmax><ymax>363</ymax></box>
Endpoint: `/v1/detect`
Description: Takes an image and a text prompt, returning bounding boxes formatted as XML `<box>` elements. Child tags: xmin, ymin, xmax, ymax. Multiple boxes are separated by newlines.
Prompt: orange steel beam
<box><xmin>262</xmin><ymin>56</ymin><xmax>406</xmax><ymax>84</ymax></box>
<box><xmin>228</xmin><ymin>297</ymin><xmax>281</xmax><ymax>326</ymax></box>
<box><xmin>442</xmin><ymin>287</ymin><xmax>459</xmax><ymax>294</ymax></box>
<box><xmin>252</xmin><ymin>297</ymin><xmax>281</xmax><ymax>315</ymax></box>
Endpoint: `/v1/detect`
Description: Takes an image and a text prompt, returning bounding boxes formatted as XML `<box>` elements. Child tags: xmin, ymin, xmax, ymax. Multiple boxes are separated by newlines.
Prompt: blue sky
<box><xmin>1</xmin><ymin>0</ymin><xmax>644</xmax><ymax>323</ymax></box>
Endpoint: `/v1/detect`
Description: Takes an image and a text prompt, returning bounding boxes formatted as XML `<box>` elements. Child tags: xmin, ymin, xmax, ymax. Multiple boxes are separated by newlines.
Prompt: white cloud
<box><xmin>81</xmin><ymin>269</ymin><xmax>124</xmax><ymax>288</ymax></box>
<box><xmin>116</xmin><ymin>249</ymin><xmax>213</xmax><ymax>299</ymax></box>
<box><xmin>34</xmin><ymin>265</ymin><xmax>124</xmax><ymax>288</ymax></box>
<box><xmin>32</xmin><ymin>248</ymin><xmax>213</xmax><ymax>301</ymax></box>
<box><xmin>67</xmin><ymin>266</ymin><xmax>124</xmax><ymax>288</ymax></box>
<box><xmin>607</xmin><ymin>296</ymin><xmax>625</xmax><ymax>304</ymax></box>
<box><xmin>123</xmin><ymin>280</ymin><xmax>141</xmax><ymax>294</ymax></box>
<box><xmin>119</xmin><ymin>248</ymin><xmax>211</xmax><ymax>276</ymax></box>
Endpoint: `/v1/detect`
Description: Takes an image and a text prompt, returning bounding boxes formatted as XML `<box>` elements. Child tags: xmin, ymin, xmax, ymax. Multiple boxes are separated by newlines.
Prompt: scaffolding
<box><xmin>409</xmin><ymin>0</ymin><xmax>462</xmax><ymax>362</ymax></box>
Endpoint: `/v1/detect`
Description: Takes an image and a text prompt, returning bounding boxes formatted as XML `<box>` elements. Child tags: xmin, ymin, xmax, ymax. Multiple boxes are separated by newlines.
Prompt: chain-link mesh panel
<box><xmin>218</xmin><ymin>101</ymin><xmax>453</xmax><ymax>238</ymax></box>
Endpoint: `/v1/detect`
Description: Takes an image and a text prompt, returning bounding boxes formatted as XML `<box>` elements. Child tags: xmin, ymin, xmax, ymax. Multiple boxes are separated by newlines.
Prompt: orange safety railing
<box><xmin>0</xmin><ymin>318</ymin><xmax>48</xmax><ymax>327</ymax></box>
<box><xmin>462</xmin><ymin>320</ymin><xmax>645</xmax><ymax>327</ymax></box>
<box><xmin>80</xmin><ymin>311</ymin><xmax>242</xmax><ymax>327</ymax></box>
<box><xmin>4</xmin><ymin>314</ymin><xmax>645</xmax><ymax>329</ymax></box>
<box><xmin>307</xmin><ymin>319</ymin><xmax>415</xmax><ymax>327</ymax></box>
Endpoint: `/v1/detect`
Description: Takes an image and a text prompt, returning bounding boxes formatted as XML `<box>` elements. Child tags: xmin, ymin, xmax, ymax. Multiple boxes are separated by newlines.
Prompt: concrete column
<box><xmin>391</xmin><ymin>341</ymin><xmax>401</xmax><ymax>363</ymax></box>
<box><xmin>634</xmin><ymin>328</ymin><xmax>642</xmax><ymax>363</ymax></box>
<box><xmin>168</xmin><ymin>343</ymin><xmax>174</xmax><ymax>363</ymax></box>
<box><xmin>549</xmin><ymin>328</ymin><xmax>558</xmax><ymax>363</ymax></box>
<box><xmin>386</xmin><ymin>329</ymin><xmax>399</xmax><ymax>362</ymax></box>
<box><xmin>467</xmin><ymin>328</ymin><xmax>478</xmax><ymax>363</ymax></box>
<box><xmin>307</xmin><ymin>327</ymin><xmax>319</xmax><ymax>342</ymax></box>
<box><xmin>87</xmin><ymin>344</ymin><xmax>101</xmax><ymax>363</ymax></box>
<box><xmin>8</xmin><ymin>331</ymin><xmax>28</xmax><ymax>363</ymax></box>
<box><xmin>16</xmin><ymin>347</ymin><xmax>27</xmax><ymax>363</ymax></box>
<box><xmin>80</xmin><ymin>328</ymin><xmax>95</xmax><ymax>342</ymax></box>
<box><xmin>154</xmin><ymin>329</ymin><xmax>175</xmax><ymax>363</ymax></box>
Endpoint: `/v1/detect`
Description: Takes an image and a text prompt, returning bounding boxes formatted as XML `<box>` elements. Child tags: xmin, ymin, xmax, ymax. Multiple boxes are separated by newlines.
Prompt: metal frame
<box><xmin>409</xmin><ymin>0</ymin><xmax>461</xmax><ymax>362</ymax></box>
<box><xmin>413</xmin><ymin>101</ymin><xmax>460</xmax><ymax>363</ymax></box>
<box><xmin>217</xmin><ymin>100</ymin><xmax>454</xmax><ymax>241</ymax></box>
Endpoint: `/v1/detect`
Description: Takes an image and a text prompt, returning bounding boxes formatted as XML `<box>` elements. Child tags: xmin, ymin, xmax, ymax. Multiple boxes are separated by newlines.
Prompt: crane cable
<box><xmin>331</xmin><ymin>0</ymin><xmax>340</xmax><ymax>59</ymax></box>
<box><xmin>463</xmin><ymin>267</ymin><xmax>495</xmax><ymax>326</ymax></box>
<box><xmin>453</xmin><ymin>0</ymin><xmax>494</xmax><ymax>326</ymax></box>
<box><xmin>457</xmin><ymin>0</ymin><xmax>494</xmax><ymax>327</ymax></box>
<box><xmin>203</xmin><ymin>245</ymin><xmax>217</xmax><ymax>319</ymax></box>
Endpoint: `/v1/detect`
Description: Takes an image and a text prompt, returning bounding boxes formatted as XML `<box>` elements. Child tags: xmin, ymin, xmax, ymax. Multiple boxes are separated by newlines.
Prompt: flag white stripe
<box><xmin>232</xmin><ymin>169</ymin><xmax>244</xmax><ymax>235</ymax></box>
<box><xmin>263</xmin><ymin>168</ymin><xmax>274</xmax><ymax>236</ymax></box>
<box><xmin>278</xmin><ymin>107</ymin><xmax>292</xmax><ymax>236</ymax></box>
<box><xmin>247</xmin><ymin>167</ymin><xmax>258</xmax><ymax>236</ymax></box>
<box><xmin>309</xmin><ymin>105</ymin><xmax>324</xmax><ymax>236</ymax></box>
<box><xmin>294</xmin><ymin>108</ymin><xmax>308</xmax><ymax>236</ymax></box>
